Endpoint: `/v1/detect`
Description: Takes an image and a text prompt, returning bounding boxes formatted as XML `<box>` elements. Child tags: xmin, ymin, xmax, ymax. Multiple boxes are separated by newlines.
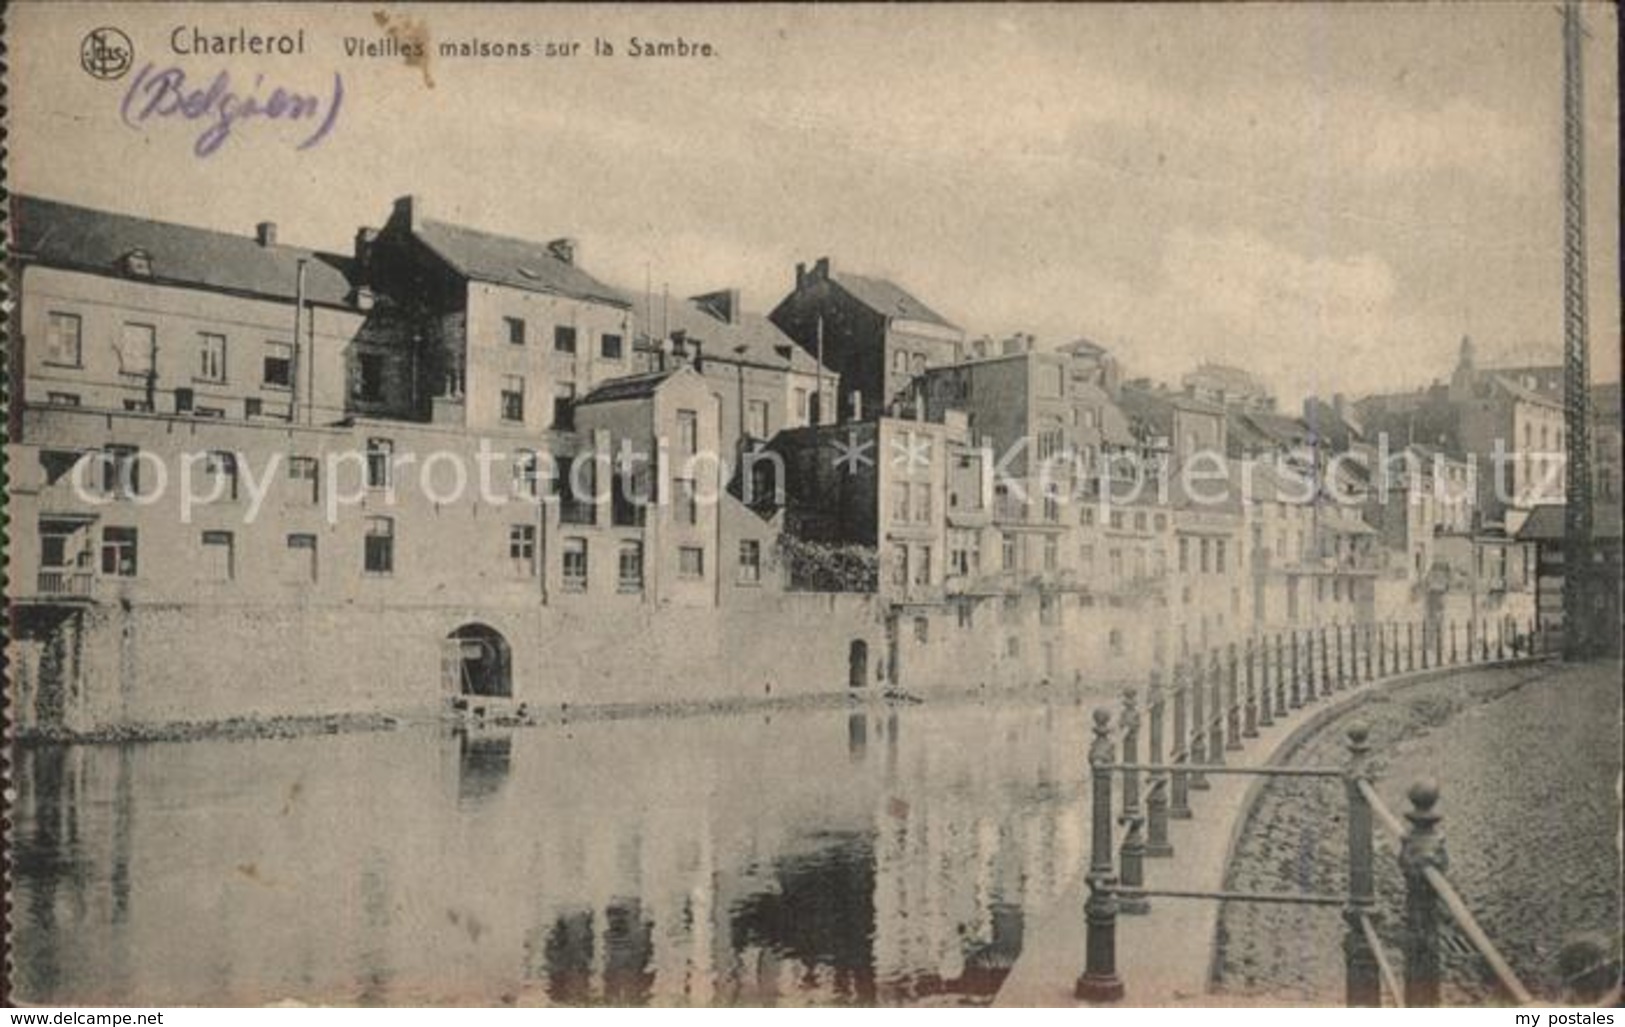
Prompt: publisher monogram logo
<box><xmin>81</xmin><ymin>27</ymin><xmax>134</xmax><ymax>80</ymax></box>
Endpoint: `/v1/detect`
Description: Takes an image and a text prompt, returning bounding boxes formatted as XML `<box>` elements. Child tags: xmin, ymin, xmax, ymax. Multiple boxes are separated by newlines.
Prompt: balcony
<box><xmin>34</xmin><ymin>570</ymin><xmax>96</xmax><ymax>601</ymax></box>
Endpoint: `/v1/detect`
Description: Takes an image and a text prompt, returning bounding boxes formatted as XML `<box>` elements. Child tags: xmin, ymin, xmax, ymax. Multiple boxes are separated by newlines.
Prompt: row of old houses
<box><xmin>7</xmin><ymin>194</ymin><xmax>1608</xmax><ymax>732</ymax></box>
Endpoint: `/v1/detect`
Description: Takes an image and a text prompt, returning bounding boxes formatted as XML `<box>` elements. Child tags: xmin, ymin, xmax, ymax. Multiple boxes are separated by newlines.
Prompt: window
<box><xmin>738</xmin><ymin>540</ymin><xmax>762</xmax><ymax>584</ymax></box>
<box><xmin>552</xmin><ymin>383</ymin><xmax>575</xmax><ymax>430</ymax></box>
<box><xmin>288</xmin><ymin>456</ymin><xmax>319</xmax><ymax>503</ymax></box>
<box><xmin>45</xmin><ymin>312</ymin><xmax>83</xmax><ymax>367</ymax></box>
<box><xmin>1002</xmin><ymin>534</ymin><xmax>1017</xmax><ymax>571</ymax></box>
<box><xmin>914</xmin><ymin>545</ymin><xmax>932</xmax><ymax>585</ymax></box>
<box><xmin>263</xmin><ymin>342</ymin><xmax>293</xmax><ymax>388</ymax></box>
<box><xmin>1200</xmin><ymin>538</ymin><xmax>1211</xmax><ymax>573</ymax></box>
<box><xmin>505</xmin><ymin>316</ymin><xmax>526</xmax><ymax>346</ymax></box>
<box><xmin>364</xmin><ymin>517</ymin><xmax>394</xmax><ymax>575</ymax></box>
<box><xmin>679</xmin><ymin>546</ymin><xmax>705</xmax><ymax>579</ymax></box>
<box><xmin>618</xmin><ymin>541</ymin><xmax>644</xmax><ymax>592</ymax></box>
<box><xmin>197</xmin><ymin>333</ymin><xmax>227</xmax><ymax>382</ymax></box>
<box><xmin>1110</xmin><ymin>511</ymin><xmax>1125</xmax><ymax>530</ymax></box>
<box><xmin>46</xmin><ymin>392</ymin><xmax>80</xmax><ymax>406</ymax></box>
<box><xmin>101</xmin><ymin>526</ymin><xmax>138</xmax><ymax>577</ymax></box>
<box><xmin>366</xmin><ymin>438</ymin><xmax>393</xmax><ymax>489</ymax></box>
<box><xmin>1079</xmin><ymin>543</ymin><xmax>1096</xmax><ymax>574</ymax></box>
<box><xmin>245</xmin><ymin>397</ymin><xmax>264</xmax><ymax>418</ymax></box>
<box><xmin>913</xmin><ymin>483</ymin><xmax>932</xmax><ymax>522</ymax></box>
<box><xmin>201</xmin><ymin>531</ymin><xmax>235</xmax><ymax>582</ymax></box>
<box><xmin>894</xmin><ymin>547</ymin><xmax>910</xmax><ymax>588</ymax></box>
<box><xmin>1134</xmin><ymin>511</ymin><xmax>1148</xmax><ymax>531</ymax></box>
<box><xmin>102</xmin><ymin>445</ymin><xmax>141</xmax><ymax>499</ymax></box>
<box><xmin>1179</xmin><ymin>537</ymin><xmax>1190</xmax><ymax>572</ymax></box>
<box><xmin>1037</xmin><ymin>427</ymin><xmax>1065</xmax><ymax>460</ymax></box>
<box><xmin>1040</xmin><ymin>364</ymin><xmax>1063</xmax><ymax>398</ymax></box>
<box><xmin>1109</xmin><ymin>629</ymin><xmax>1124</xmax><ymax>656</ymax></box>
<box><xmin>554</xmin><ymin>325</ymin><xmax>577</xmax><ymax>353</ymax></box>
<box><xmin>356</xmin><ymin>353</ymin><xmax>385</xmax><ymax>402</ymax></box>
<box><xmin>562</xmin><ymin>537</ymin><xmax>589</xmax><ymax>591</ymax></box>
<box><xmin>677</xmin><ymin>409</ymin><xmax>698</xmax><ymax>454</ymax></box>
<box><xmin>914</xmin><ymin>617</ymin><xmax>930</xmax><ymax>643</ymax></box>
<box><xmin>1043</xmin><ymin>535</ymin><xmax>1058</xmax><ymax>571</ymax></box>
<box><xmin>513</xmin><ymin>449</ymin><xmax>540</xmax><ymax>499</ymax></box>
<box><xmin>509</xmin><ymin>524</ymin><xmax>537</xmax><ymax>577</ymax></box>
<box><xmin>893</xmin><ymin>350</ymin><xmax>909</xmax><ymax>374</ymax></box>
<box><xmin>1154</xmin><ymin>514</ymin><xmax>1167</xmax><ymax>531</ymax></box>
<box><xmin>747</xmin><ymin>399</ymin><xmax>770</xmax><ymax>440</ymax></box>
<box><xmin>501</xmin><ymin>374</ymin><xmax>525</xmax><ymax>422</ymax></box>
<box><xmin>1110</xmin><ymin>548</ymin><xmax>1124</xmax><ymax>583</ymax></box>
<box><xmin>675</xmin><ymin>478</ymin><xmax>698</xmax><ymax>525</ymax></box>
<box><xmin>205</xmin><ymin>450</ymin><xmax>239</xmax><ymax>501</ymax></box>
<box><xmin>1080</xmin><ymin>506</ymin><xmax>1096</xmax><ymax>527</ymax></box>
<box><xmin>559</xmin><ymin>455</ymin><xmax>597</xmax><ymax>525</ymax></box>
<box><xmin>601</xmin><ymin>333</ymin><xmax>623</xmax><ymax>360</ymax></box>
<box><xmin>893</xmin><ymin>485</ymin><xmax>911</xmax><ymax>524</ymax></box>
<box><xmin>285</xmin><ymin>534</ymin><xmax>318</xmax><ymax>584</ymax></box>
<box><xmin>1216</xmin><ymin>539</ymin><xmax>1227</xmax><ymax>573</ymax></box>
<box><xmin>116</xmin><ymin>323</ymin><xmax>156</xmax><ymax>377</ymax></box>
<box><xmin>794</xmin><ymin>388</ymin><xmax>810</xmax><ymax>421</ymax></box>
<box><xmin>194</xmin><ymin>406</ymin><xmax>225</xmax><ymax>419</ymax></box>
<box><xmin>124</xmin><ymin>399</ymin><xmax>155</xmax><ymax>413</ymax></box>
<box><xmin>1043</xmin><ymin>496</ymin><xmax>1059</xmax><ymax>523</ymax></box>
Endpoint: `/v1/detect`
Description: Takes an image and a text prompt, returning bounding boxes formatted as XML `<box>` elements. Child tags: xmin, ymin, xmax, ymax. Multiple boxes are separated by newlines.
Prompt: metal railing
<box><xmin>1075</xmin><ymin>615</ymin><xmax>1546</xmax><ymax>1005</ymax></box>
<box><xmin>36</xmin><ymin>569</ymin><xmax>96</xmax><ymax>597</ymax></box>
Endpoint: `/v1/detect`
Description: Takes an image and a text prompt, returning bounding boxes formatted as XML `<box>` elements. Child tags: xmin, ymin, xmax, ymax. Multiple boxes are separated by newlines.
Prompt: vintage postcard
<box><xmin>3</xmin><ymin>1</ymin><xmax>1621</xmax><ymax>1012</ymax></box>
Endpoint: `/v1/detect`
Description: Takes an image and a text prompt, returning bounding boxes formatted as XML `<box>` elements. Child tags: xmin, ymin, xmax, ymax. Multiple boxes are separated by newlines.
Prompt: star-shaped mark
<box><xmin>832</xmin><ymin>430</ymin><xmax>876</xmax><ymax>474</ymax></box>
<box><xmin>890</xmin><ymin>432</ymin><xmax>932</xmax><ymax>470</ymax></box>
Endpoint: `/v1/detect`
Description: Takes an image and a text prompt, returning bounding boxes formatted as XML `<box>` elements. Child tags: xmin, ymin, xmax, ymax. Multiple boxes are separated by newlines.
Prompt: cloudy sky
<box><xmin>13</xmin><ymin>3</ymin><xmax>1620</xmax><ymax>404</ymax></box>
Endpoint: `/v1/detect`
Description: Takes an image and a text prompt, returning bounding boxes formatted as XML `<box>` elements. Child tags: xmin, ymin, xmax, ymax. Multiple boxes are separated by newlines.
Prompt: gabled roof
<box><xmin>576</xmin><ymin>369</ymin><xmax>682</xmax><ymax>406</ymax></box>
<box><xmin>9</xmin><ymin>194</ymin><xmax>357</xmax><ymax>307</ymax></box>
<box><xmin>1489</xmin><ymin>374</ymin><xmax>1564</xmax><ymax>410</ymax></box>
<box><xmin>412</xmin><ymin>218</ymin><xmax>629</xmax><ymax>308</ymax></box>
<box><xmin>632</xmin><ymin>296</ymin><xmax>827</xmax><ymax>375</ymax></box>
<box><xmin>832</xmin><ymin>271</ymin><xmax>956</xmax><ymax>330</ymax></box>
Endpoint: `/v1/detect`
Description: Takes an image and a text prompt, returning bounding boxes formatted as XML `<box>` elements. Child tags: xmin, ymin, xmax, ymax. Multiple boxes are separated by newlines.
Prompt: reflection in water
<box><xmin>12</xmin><ymin>693</ymin><xmax>1092</xmax><ymax>1006</ymax></box>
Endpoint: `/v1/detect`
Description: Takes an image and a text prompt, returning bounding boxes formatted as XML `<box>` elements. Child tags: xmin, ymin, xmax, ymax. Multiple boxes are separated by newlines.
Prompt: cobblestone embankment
<box><xmin>1214</xmin><ymin>660</ymin><xmax>1622</xmax><ymax>1005</ymax></box>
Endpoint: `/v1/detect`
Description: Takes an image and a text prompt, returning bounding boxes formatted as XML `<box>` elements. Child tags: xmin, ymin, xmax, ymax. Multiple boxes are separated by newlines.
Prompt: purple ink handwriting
<box><xmin>120</xmin><ymin>64</ymin><xmax>343</xmax><ymax>158</ymax></box>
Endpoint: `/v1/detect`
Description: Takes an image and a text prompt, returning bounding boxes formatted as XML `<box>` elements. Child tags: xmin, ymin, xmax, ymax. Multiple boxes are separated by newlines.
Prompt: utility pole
<box><xmin>1560</xmin><ymin>0</ymin><xmax>1593</xmax><ymax>659</ymax></box>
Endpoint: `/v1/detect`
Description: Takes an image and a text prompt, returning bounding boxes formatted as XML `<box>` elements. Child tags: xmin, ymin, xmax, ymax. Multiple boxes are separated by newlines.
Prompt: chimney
<box><xmin>796</xmin><ymin>262</ymin><xmax>808</xmax><ymax>289</ymax></box>
<box><xmin>690</xmin><ymin>339</ymin><xmax>704</xmax><ymax>373</ymax></box>
<box><xmin>692</xmin><ymin>289</ymin><xmax>740</xmax><ymax>325</ymax></box>
<box><xmin>255</xmin><ymin>222</ymin><xmax>277</xmax><ymax>247</ymax></box>
<box><xmin>391</xmin><ymin>195</ymin><xmax>419</xmax><ymax>231</ymax></box>
<box><xmin>548</xmin><ymin>237</ymin><xmax>578</xmax><ymax>266</ymax></box>
<box><xmin>813</xmin><ymin>257</ymin><xmax>830</xmax><ymax>280</ymax></box>
<box><xmin>849</xmin><ymin>390</ymin><xmax>863</xmax><ymax>422</ymax></box>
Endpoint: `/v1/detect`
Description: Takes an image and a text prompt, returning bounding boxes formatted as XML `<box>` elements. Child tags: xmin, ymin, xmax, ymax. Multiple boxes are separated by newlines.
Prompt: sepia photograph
<box><xmin>3</xmin><ymin>1</ymin><xmax>1621</xmax><ymax>1014</ymax></box>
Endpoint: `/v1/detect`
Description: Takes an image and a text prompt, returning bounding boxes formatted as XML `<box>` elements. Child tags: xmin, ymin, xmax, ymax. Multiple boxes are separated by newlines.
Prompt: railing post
<box><xmin>1496</xmin><ymin>617</ymin><xmax>1506</xmax><ymax>661</ymax></box>
<box><xmin>1343</xmin><ymin>726</ymin><xmax>1380</xmax><ymax>1007</ymax></box>
<box><xmin>1226</xmin><ymin>643</ymin><xmax>1243</xmax><ymax>750</ymax></box>
<box><xmin>1480</xmin><ymin>619</ymin><xmax>1490</xmax><ymax>662</ymax></box>
<box><xmin>1435</xmin><ymin>619</ymin><xmax>1445</xmax><ymax>667</ymax></box>
<box><xmin>1336</xmin><ymin>622</ymin><xmax>1348</xmax><ymax>690</ymax></box>
<box><xmin>1190</xmin><ymin>657</ymin><xmax>1210</xmax><ymax>790</ymax></box>
<box><xmin>1146</xmin><ymin>670</ymin><xmax>1173</xmax><ymax>856</ymax></box>
<box><xmin>1290</xmin><ymin>629</ymin><xmax>1303</xmax><ymax>708</ymax></box>
<box><xmin>1527</xmin><ymin>616</ymin><xmax>1537</xmax><ymax>658</ymax></box>
<box><xmin>1365</xmin><ymin>622</ymin><xmax>1376</xmax><ymax>681</ymax></box>
<box><xmin>1209</xmin><ymin>650</ymin><xmax>1227</xmax><ymax>765</ymax></box>
<box><xmin>1118</xmin><ymin>689</ymin><xmax>1149</xmax><ymax>913</ymax></box>
<box><xmin>1451</xmin><ymin>620</ymin><xmax>1459</xmax><ymax>665</ymax></box>
<box><xmin>1406</xmin><ymin>621</ymin><xmax>1416</xmax><ymax>672</ymax></box>
<box><xmin>1170</xmin><ymin>662</ymin><xmax>1193</xmax><ymax>817</ymax></box>
<box><xmin>1300</xmin><ymin>627</ymin><xmax>1313</xmax><ymax>705</ymax></box>
<box><xmin>1420</xmin><ymin>620</ymin><xmax>1431</xmax><ymax>670</ymax></box>
<box><xmin>1244</xmin><ymin>637</ymin><xmax>1261</xmax><ymax>735</ymax></box>
<box><xmin>1077</xmin><ymin>708</ymin><xmax>1125</xmax><ymax>1002</ymax></box>
<box><xmin>1376</xmin><ymin>621</ymin><xmax>1388</xmax><ymax>677</ymax></box>
<box><xmin>1400</xmin><ymin>780</ymin><xmax>1447</xmax><ymax>1008</ymax></box>
<box><xmin>1275</xmin><ymin>632</ymin><xmax>1288</xmax><ymax>717</ymax></box>
<box><xmin>1318</xmin><ymin>625</ymin><xmax>1331</xmax><ymax>697</ymax></box>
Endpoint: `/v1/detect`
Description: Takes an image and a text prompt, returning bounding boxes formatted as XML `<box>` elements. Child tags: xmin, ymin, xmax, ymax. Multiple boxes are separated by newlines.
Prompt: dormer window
<box><xmin>120</xmin><ymin>249</ymin><xmax>153</xmax><ymax>278</ymax></box>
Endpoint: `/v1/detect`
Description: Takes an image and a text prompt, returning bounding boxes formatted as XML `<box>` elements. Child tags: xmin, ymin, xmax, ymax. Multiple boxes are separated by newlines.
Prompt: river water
<box><xmin>10</xmin><ymin>691</ymin><xmax>1100</xmax><ymax>1006</ymax></box>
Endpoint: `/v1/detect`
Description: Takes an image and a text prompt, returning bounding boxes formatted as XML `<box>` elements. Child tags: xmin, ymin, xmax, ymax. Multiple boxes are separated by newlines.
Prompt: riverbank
<box><xmin>1214</xmin><ymin>659</ymin><xmax>1622</xmax><ymax>1004</ymax></box>
<box><xmin>10</xmin><ymin>673</ymin><xmax>1134</xmax><ymax>746</ymax></box>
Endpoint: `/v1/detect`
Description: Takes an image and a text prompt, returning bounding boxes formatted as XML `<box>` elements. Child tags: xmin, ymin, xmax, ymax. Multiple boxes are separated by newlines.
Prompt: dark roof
<box><xmin>1489</xmin><ymin>374</ymin><xmax>1564</xmax><ymax>410</ymax></box>
<box><xmin>632</xmin><ymin>296</ymin><xmax>827</xmax><ymax>375</ymax></box>
<box><xmin>1517</xmin><ymin>502</ymin><xmax>1625</xmax><ymax>542</ymax></box>
<box><xmin>832</xmin><ymin>271</ymin><xmax>956</xmax><ymax>330</ymax></box>
<box><xmin>576</xmin><ymin>369</ymin><xmax>680</xmax><ymax>406</ymax></box>
<box><xmin>9</xmin><ymin>194</ymin><xmax>357</xmax><ymax>307</ymax></box>
<box><xmin>413</xmin><ymin>218</ymin><xmax>629</xmax><ymax>308</ymax></box>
